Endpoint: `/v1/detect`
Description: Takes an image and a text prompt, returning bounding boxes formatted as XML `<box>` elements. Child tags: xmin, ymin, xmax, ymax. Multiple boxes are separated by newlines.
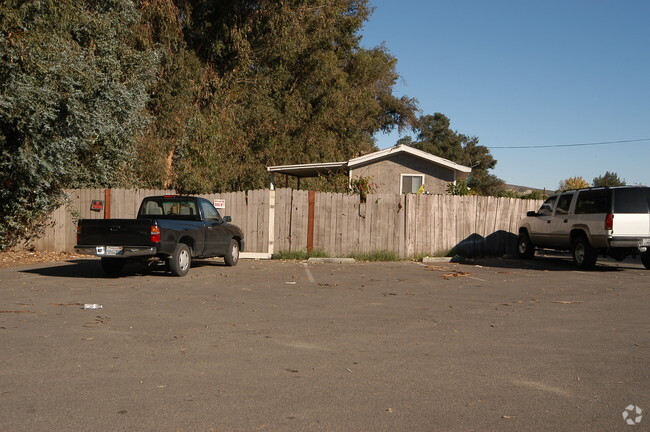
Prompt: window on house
<box><xmin>401</xmin><ymin>174</ymin><xmax>424</xmax><ymax>194</ymax></box>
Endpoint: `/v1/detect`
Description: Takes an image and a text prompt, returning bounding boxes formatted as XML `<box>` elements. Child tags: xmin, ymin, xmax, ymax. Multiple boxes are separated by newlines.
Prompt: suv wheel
<box><xmin>641</xmin><ymin>252</ymin><xmax>650</xmax><ymax>270</ymax></box>
<box><xmin>517</xmin><ymin>232</ymin><xmax>535</xmax><ymax>259</ymax></box>
<box><xmin>572</xmin><ymin>236</ymin><xmax>597</xmax><ymax>269</ymax></box>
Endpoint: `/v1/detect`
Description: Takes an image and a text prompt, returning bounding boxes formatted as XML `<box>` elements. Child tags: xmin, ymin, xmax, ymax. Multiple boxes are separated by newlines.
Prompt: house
<box><xmin>267</xmin><ymin>144</ymin><xmax>472</xmax><ymax>194</ymax></box>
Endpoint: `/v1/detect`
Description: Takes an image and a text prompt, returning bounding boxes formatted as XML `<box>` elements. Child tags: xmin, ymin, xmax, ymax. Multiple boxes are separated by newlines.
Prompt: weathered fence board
<box><xmin>29</xmin><ymin>188</ymin><xmax>542</xmax><ymax>257</ymax></box>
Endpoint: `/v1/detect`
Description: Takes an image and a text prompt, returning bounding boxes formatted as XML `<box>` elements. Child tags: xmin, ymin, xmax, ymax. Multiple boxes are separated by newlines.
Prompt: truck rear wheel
<box><xmin>224</xmin><ymin>239</ymin><xmax>239</xmax><ymax>266</ymax></box>
<box><xmin>169</xmin><ymin>243</ymin><xmax>191</xmax><ymax>276</ymax></box>
<box><xmin>572</xmin><ymin>236</ymin><xmax>597</xmax><ymax>270</ymax></box>
<box><xmin>101</xmin><ymin>258</ymin><xmax>124</xmax><ymax>276</ymax></box>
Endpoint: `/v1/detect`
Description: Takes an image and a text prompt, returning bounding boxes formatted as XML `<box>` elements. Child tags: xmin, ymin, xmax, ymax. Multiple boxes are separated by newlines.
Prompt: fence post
<box><xmin>104</xmin><ymin>188</ymin><xmax>111</xmax><ymax>219</ymax></box>
<box><xmin>307</xmin><ymin>190</ymin><xmax>315</xmax><ymax>252</ymax></box>
<box><xmin>268</xmin><ymin>189</ymin><xmax>275</xmax><ymax>256</ymax></box>
<box><xmin>405</xmin><ymin>194</ymin><xmax>415</xmax><ymax>257</ymax></box>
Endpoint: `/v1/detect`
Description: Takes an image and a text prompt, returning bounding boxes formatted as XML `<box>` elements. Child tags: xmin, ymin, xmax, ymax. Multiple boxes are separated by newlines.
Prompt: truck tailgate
<box><xmin>78</xmin><ymin>219</ymin><xmax>153</xmax><ymax>246</ymax></box>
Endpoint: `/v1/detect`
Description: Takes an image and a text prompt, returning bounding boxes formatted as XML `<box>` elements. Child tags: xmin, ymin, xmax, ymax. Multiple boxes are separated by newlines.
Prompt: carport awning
<box><xmin>267</xmin><ymin>162</ymin><xmax>349</xmax><ymax>190</ymax></box>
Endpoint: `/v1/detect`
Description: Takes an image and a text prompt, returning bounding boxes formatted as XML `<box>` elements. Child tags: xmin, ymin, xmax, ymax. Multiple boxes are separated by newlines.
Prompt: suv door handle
<box><xmin>547</xmin><ymin>220</ymin><xmax>551</xmax><ymax>223</ymax></box>
<box><xmin>564</xmin><ymin>219</ymin><xmax>568</xmax><ymax>223</ymax></box>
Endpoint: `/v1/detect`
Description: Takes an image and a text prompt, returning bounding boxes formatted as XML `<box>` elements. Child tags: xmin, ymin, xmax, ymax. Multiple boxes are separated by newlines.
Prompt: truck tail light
<box><xmin>76</xmin><ymin>226</ymin><xmax>81</xmax><ymax>243</ymax></box>
<box><xmin>150</xmin><ymin>226</ymin><xmax>161</xmax><ymax>243</ymax></box>
<box><xmin>605</xmin><ymin>213</ymin><xmax>613</xmax><ymax>231</ymax></box>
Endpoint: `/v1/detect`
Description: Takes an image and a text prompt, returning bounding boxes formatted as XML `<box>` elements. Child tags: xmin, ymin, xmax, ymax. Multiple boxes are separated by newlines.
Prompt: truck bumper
<box><xmin>74</xmin><ymin>246</ymin><xmax>157</xmax><ymax>258</ymax></box>
<box><xmin>609</xmin><ymin>237</ymin><xmax>650</xmax><ymax>247</ymax></box>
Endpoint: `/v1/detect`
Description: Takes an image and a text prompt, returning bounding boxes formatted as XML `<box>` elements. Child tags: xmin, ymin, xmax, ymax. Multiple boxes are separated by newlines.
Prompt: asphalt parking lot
<box><xmin>1</xmin><ymin>255</ymin><xmax>648</xmax><ymax>431</ymax></box>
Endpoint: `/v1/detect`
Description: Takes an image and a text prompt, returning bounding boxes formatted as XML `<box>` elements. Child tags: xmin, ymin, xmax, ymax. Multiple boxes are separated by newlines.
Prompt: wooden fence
<box><xmin>30</xmin><ymin>188</ymin><xmax>542</xmax><ymax>257</ymax></box>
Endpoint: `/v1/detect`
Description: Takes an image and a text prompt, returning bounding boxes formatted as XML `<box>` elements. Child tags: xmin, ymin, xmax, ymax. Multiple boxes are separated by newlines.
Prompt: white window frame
<box><xmin>400</xmin><ymin>174</ymin><xmax>425</xmax><ymax>194</ymax></box>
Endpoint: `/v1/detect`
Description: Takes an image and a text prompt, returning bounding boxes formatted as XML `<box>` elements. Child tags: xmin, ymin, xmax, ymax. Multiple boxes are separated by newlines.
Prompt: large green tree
<box><xmin>135</xmin><ymin>0</ymin><xmax>417</xmax><ymax>192</ymax></box>
<box><xmin>593</xmin><ymin>171</ymin><xmax>626</xmax><ymax>187</ymax></box>
<box><xmin>0</xmin><ymin>0</ymin><xmax>157</xmax><ymax>248</ymax></box>
<box><xmin>407</xmin><ymin>113</ymin><xmax>505</xmax><ymax>196</ymax></box>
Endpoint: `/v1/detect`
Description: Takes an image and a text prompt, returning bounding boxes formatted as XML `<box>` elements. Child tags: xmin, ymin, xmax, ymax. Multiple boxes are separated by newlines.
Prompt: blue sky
<box><xmin>360</xmin><ymin>0</ymin><xmax>650</xmax><ymax>190</ymax></box>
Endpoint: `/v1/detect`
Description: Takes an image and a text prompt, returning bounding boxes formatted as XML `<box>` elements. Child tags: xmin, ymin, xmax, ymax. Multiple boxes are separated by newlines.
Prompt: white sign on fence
<box><xmin>213</xmin><ymin>199</ymin><xmax>226</xmax><ymax>209</ymax></box>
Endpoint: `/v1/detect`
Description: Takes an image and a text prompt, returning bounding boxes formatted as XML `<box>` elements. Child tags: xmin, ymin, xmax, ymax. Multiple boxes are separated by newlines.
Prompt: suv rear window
<box><xmin>574</xmin><ymin>190</ymin><xmax>611</xmax><ymax>214</ymax></box>
<box><xmin>613</xmin><ymin>188</ymin><xmax>650</xmax><ymax>213</ymax></box>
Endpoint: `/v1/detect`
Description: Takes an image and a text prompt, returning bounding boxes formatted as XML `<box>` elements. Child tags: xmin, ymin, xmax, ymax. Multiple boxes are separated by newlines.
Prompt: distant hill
<box><xmin>504</xmin><ymin>184</ymin><xmax>551</xmax><ymax>195</ymax></box>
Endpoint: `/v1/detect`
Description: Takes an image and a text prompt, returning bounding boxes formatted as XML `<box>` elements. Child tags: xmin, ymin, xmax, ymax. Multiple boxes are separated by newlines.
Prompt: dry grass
<box><xmin>0</xmin><ymin>250</ymin><xmax>83</xmax><ymax>269</ymax></box>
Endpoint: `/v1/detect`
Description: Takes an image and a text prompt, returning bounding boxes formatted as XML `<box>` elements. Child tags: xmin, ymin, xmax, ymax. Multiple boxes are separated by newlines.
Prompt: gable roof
<box><xmin>266</xmin><ymin>144</ymin><xmax>472</xmax><ymax>178</ymax></box>
<box><xmin>348</xmin><ymin>145</ymin><xmax>472</xmax><ymax>173</ymax></box>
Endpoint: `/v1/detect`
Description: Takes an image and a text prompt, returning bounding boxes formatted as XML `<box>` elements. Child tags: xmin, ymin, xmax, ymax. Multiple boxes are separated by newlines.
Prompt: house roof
<box><xmin>348</xmin><ymin>145</ymin><xmax>472</xmax><ymax>173</ymax></box>
<box><xmin>266</xmin><ymin>145</ymin><xmax>472</xmax><ymax>181</ymax></box>
<box><xmin>266</xmin><ymin>161</ymin><xmax>348</xmax><ymax>178</ymax></box>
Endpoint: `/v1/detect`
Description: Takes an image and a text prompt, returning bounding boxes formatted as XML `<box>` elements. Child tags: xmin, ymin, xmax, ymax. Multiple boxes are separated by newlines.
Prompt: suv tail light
<box><xmin>76</xmin><ymin>226</ymin><xmax>81</xmax><ymax>243</ymax></box>
<box><xmin>150</xmin><ymin>226</ymin><xmax>161</xmax><ymax>243</ymax></box>
<box><xmin>605</xmin><ymin>214</ymin><xmax>614</xmax><ymax>231</ymax></box>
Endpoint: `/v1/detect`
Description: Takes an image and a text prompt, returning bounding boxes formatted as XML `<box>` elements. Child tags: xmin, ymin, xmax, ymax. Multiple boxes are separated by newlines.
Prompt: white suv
<box><xmin>517</xmin><ymin>186</ymin><xmax>650</xmax><ymax>269</ymax></box>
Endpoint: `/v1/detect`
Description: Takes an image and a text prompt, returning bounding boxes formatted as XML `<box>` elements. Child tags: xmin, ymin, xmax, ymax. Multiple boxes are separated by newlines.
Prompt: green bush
<box><xmin>273</xmin><ymin>249</ymin><xmax>330</xmax><ymax>260</ymax></box>
<box><xmin>348</xmin><ymin>250</ymin><xmax>400</xmax><ymax>262</ymax></box>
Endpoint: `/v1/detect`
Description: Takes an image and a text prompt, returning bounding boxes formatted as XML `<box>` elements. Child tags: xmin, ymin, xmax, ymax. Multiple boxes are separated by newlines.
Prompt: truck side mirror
<box><xmin>223</xmin><ymin>216</ymin><xmax>232</xmax><ymax>223</ymax></box>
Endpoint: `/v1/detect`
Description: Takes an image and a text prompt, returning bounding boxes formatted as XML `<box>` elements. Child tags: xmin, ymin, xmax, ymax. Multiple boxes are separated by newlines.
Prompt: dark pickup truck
<box><xmin>75</xmin><ymin>195</ymin><xmax>244</xmax><ymax>276</ymax></box>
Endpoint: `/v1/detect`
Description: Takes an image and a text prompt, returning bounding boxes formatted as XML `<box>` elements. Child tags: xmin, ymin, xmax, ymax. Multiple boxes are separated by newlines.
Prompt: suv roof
<box><xmin>559</xmin><ymin>185</ymin><xmax>648</xmax><ymax>194</ymax></box>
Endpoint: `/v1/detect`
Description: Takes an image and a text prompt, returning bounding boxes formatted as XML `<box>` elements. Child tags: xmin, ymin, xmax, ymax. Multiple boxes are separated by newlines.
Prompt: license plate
<box><xmin>97</xmin><ymin>246</ymin><xmax>122</xmax><ymax>255</ymax></box>
<box><xmin>105</xmin><ymin>246</ymin><xmax>123</xmax><ymax>255</ymax></box>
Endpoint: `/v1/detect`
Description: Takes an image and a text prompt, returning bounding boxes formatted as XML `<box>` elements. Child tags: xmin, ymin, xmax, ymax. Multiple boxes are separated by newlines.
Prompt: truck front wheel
<box><xmin>224</xmin><ymin>239</ymin><xmax>239</xmax><ymax>266</ymax></box>
<box><xmin>169</xmin><ymin>243</ymin><xmax>191</xmax><ymax>276</ymax></box>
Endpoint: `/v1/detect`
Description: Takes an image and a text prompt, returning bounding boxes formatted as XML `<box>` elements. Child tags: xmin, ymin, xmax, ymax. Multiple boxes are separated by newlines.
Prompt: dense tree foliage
<box><xmin>136</xmin><ymin>0</ymin><xmax>417</xmax><ymax>192</ymax></box>
<box><xmin>405</xmin><ymin>113</ymin><xmax>505</xmax><ymax>196</ymax></box>
<box><xmin>558</xmin><ymin>176</ymin><xmax>590</xmax><ymax>191</ymax></box>
<box><xmin>0</xmin><ymin>0</ymin><xmax>157</xmax><ymax>248</ymax></box>
<box><xmin>0</xmin><ymin>0</ymin><xmax>416</xmax><ymax>248</ymax></box>
<box><xmin>593</xmin><ymin>171</ymin><xmax>626</xmax><ymax>187</ymax></box>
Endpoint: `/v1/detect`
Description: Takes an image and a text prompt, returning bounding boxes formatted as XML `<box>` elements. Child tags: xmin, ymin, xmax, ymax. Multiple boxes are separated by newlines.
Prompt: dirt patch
<box><xmin>0</xmin><ymin>251</ymin><xmax>83</xmax><ymax>269</ymax></box>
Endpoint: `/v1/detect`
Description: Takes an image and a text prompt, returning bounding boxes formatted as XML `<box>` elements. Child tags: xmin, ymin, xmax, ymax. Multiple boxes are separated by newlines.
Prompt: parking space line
<box><xmin>302</xmin><ymin>263</ymin><xmax>316</xmax><ymax>284</ymax></box>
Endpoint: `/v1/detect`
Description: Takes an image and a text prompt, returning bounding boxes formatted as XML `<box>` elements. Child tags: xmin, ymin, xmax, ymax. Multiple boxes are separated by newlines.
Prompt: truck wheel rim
<box><xmin>575</xmin><ymin>244</ymin><xmax>584</xmax><ymax>264</ymax></box>
<box><xmin>179</xmin><ymin>249</ymin><xmax>190</xmax><ymax>270</ymax></box>
<box><xmin>518</xmin><ymin>239</ymin><xmax>527</xmax><ymax>254</ymax></box>
<box><xmin>232</xmin><ymin>243</ymin><xmax>239</xmax><ymax>262</ymax></box>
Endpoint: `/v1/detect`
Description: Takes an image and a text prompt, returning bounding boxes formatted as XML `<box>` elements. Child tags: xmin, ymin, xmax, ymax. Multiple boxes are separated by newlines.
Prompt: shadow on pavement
<box><xmin>19</xmin><ymin>258</ymin><xmax>228</xmax><ymax>278</ymax></box>
<box><xmin>457</xmin><ymin>253</ymin><xmax>643</xmax><ymax>273</ymax></box>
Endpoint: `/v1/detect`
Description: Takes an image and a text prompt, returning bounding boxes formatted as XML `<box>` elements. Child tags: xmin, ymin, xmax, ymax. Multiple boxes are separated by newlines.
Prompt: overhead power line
<box><xmin>489</xmin><ymin>138</ymin><xmax>650</xmax><ymax>149</ymax></box>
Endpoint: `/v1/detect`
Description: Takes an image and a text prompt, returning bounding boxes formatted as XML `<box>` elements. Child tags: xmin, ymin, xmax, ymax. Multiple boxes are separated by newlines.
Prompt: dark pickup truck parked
<box><xmin>75</xmin><ymin>195</ymin><xmax>244</xmax><ymax>276</ymax></box>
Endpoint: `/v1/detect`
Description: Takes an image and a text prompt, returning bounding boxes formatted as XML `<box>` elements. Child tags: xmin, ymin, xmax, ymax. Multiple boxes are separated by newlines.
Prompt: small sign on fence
<box><xmin>90</xmin><ymin>200</ymin><xmax>104</xmax><ymax>212</ymax></box>
<box><xmin>213</xmin><ymin>199</ymin><xmax>226</xmax><ymax>209</ymax></box>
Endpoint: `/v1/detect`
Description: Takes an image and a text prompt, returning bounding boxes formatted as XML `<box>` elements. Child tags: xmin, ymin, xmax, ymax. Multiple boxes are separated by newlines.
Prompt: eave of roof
<box><xmin>266</xmin><ymin>161</ymin><xmax>348</xmax><ymax>177</ymax></box>
<box><xmin>348</xmin><ymin>145</ymin><xmax>472</xmax><ymax>173</ymax></box>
